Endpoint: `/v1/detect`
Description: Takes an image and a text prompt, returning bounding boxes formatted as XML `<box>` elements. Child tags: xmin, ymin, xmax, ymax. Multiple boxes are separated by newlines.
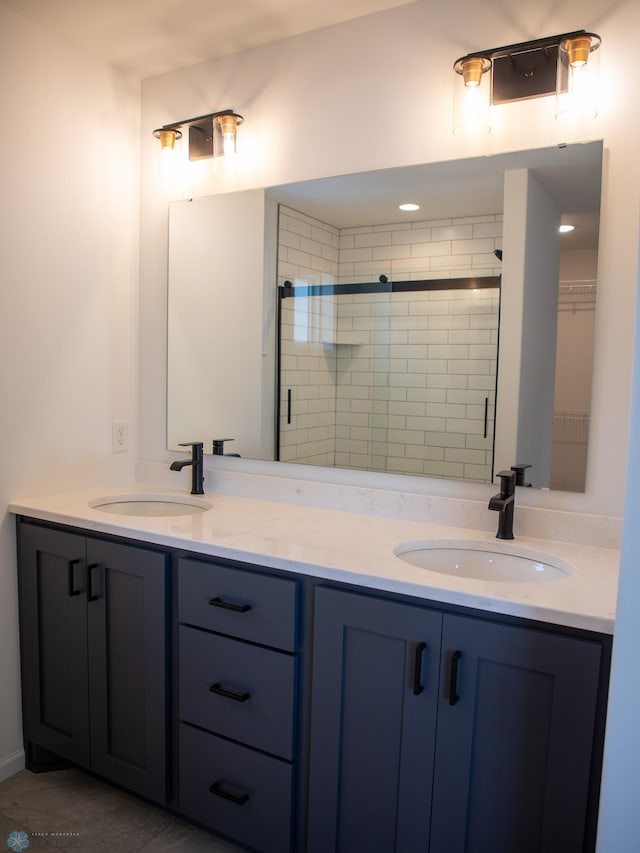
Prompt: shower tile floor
<box><xmin>0</xmin><ymin>768</ymin><xmax>244</xmax><ymax>852</ymax></box>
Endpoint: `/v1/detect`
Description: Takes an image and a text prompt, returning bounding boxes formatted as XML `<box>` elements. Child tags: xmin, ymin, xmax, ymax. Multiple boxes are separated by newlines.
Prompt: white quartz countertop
<box><xmin>10</xmin><ymin>484</ymin><xmax>619</xmax><ymax>634</ymax></box>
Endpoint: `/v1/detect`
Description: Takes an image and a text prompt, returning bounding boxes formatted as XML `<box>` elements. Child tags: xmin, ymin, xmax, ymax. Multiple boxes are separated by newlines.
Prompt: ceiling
<box><xmin>0</xmin><ymin>0</ymin><xmax>417</xmax><ymax>79</ymax></box>
<box><xmin>267</xmin><ymin>141</ymin><xmax>603</xmax><ymax>249</ymax></box>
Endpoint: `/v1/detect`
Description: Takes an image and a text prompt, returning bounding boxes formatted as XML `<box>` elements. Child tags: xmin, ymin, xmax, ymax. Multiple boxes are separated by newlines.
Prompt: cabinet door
<box><xmin>18</xmin><ymin>523</ymin><xmax>90</xmax><ymax>767</ymax></box>
<box><xmin>307</xmin><ymin>587</ymin><xmax>443</xmax><ymax>853</ymax></box>
<box><xmin>430</xmin><ymin>614</ymin><xmax>602</xmax><ymax>853</ymax></box>
<box><xmin>86</xmin><ymin>539</ymin><xmax>168</xmax><ymax>803</ymax></box>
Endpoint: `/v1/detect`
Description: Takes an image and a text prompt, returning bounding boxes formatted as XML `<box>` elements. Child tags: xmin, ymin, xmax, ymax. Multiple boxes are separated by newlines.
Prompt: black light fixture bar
<box><xmin>454</xmin><ymin>30</ymin><xmax>598</xmax><ymax>105</ymax></box>
<box><xmin>456</xmin><ymin>31</ymin><xmax>588</xmax><ymax>65</ymax></box>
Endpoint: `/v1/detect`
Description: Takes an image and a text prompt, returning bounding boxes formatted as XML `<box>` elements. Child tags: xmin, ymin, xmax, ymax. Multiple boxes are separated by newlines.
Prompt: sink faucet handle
<box><xmin>511</xmin><ymin>463</ymin><xmax>532</xmax><ymax>487</ymax></box>
<box><xmin>495</xmin><ymin>469</ymin><xmax>516</xmax><ymax>497</ymax></box>
<box><xmin>212</xmin><ymin>439</ymin><xmax>235</xmax><ymax>456</ymax></box>
<box><xmin>178</xmin><ymin>442</ymin><xmax>204</xmax><ymax>464</ymax></box>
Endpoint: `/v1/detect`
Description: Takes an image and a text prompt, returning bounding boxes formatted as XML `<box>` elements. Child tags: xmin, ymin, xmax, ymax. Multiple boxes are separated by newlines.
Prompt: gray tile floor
<box><xmin>0</xmin><ymin>768</ymin><xmax>244</xmax><ymax>852</ymax></box>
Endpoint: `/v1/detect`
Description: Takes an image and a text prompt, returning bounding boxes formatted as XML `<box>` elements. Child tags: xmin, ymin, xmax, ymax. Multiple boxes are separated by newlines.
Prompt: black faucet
<box><xmin>170</xmin><ymin>442</ymin><xmax>204</xmax><ymax>495</ymax></box>
<box><xmin>488</xmin><ymin>470</ymin><xmax>517</xmax><ymax>539</ymax></box>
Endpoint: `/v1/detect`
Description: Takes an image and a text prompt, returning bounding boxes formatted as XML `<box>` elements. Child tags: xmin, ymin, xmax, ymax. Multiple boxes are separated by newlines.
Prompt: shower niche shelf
<box><xmin>319</xmin><ymin>332</ymin><xmax>364</xmax><ymax>346</ymax></box>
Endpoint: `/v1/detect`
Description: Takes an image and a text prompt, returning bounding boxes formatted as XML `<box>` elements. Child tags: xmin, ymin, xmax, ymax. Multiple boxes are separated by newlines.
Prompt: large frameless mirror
<box><xmin>167</xmin><ymin>140</ymin><xmax>602</xmax><ymax>491</ymax></box>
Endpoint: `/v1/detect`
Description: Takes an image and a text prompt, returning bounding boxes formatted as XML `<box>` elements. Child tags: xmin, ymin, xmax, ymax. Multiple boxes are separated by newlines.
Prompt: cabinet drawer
<box><xmin>179</xmin><ymin>723</ymin><xmax>293</xmax><ymax>853</ymax></box>
<box><xmin>178</xmin><ymin>557</ymin><xmax>298</xmax><ymax>651</ymax></box>
<box><xmin>179</xmin><ymin>626</ymin><xmax>297</xmax><ymax>759</ymax></box>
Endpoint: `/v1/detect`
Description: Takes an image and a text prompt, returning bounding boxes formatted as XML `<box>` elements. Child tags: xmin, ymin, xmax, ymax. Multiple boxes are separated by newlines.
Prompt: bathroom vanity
<box><xmin>11</xmin><ymin>486</ymin><xmax>617</xmax><ymax>853</ymax></box>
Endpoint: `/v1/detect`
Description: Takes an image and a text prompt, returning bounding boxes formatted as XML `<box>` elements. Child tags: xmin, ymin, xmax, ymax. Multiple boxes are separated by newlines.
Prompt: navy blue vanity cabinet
<box><xmin>17</xmin><ymin>520</ymin><xmax>169</xmax><ymax>804</ymax></box>
<box><xmin>307</xmin><ymin>586</ymin><xmax>607</xmax><ymax>853</ymax></box>
<box><xmin>177</xmin><ymin>556</ymin><xmax>300</xmax><ymax>853</ymax></box>
<box><xmin>307</xmin><ymin>586</ymin><xmax>444</xmax><ymax>853</ymax></box>
<box><xmin>429</xmin><ymin>613</ymin><xmax>603</xmax><ymax>853</ymax></box>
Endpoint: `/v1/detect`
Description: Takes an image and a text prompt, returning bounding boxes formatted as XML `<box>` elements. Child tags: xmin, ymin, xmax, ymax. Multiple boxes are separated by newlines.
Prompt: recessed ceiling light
<box><xmin>399</xmin><ymin>202</ymin><xmax>420</xmax><ymax>212</ymax></box>
<box><xmin>559</xmin><ymin>224</ymin><xmax>575</xmax><ymax>233</ymax></box>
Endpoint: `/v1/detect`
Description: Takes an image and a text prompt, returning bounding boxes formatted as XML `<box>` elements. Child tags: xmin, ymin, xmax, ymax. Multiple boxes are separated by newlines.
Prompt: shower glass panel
<box><xmin>278</xmin><ymin>278</ymin><xmax>500</xmax><ymax>483</ymax></box>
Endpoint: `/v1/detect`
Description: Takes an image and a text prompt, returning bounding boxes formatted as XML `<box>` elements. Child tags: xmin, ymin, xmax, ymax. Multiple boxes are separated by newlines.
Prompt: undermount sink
<box><xmin>89</xmin><ymin>494</ymin><xmax>212</xmax><ymax>517</ymax></box>
<box><xmin>393</xmin><ymin>539</ymin><xmax>573</xmax><ymax>583</ymax></box>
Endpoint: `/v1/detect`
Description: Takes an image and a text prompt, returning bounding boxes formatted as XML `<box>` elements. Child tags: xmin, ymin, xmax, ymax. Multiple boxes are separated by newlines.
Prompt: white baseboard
<box><xmin>0</xmin><ymin>749</ymin><xmax>25</xmax><ymax>782</ymax></box>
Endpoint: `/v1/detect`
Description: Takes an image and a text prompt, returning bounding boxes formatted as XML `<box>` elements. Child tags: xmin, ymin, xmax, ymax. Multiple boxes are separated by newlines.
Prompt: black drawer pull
<box><xmin>87</xmin><ymin>563</ymin><xmax>100</xmax><ymax>602</ymax></box>
<box><xmin>68</xmin><ymin>559</ymin><xmax>82</xmax><ymax>597</ymax></box>
<box><xmin>209</xmin><ymin>596</ymin><xmax>252</xmax><ymax>613</ymax></box>
<box><xmin>412</xmin><ymin>642</ymin><xmax>427</xmax><ymax>695</ymax></box>
<box><xmin>209</xmin><ymin>781</ymin><xmax>250</xmax><ymax>805</ymax></box>
<box><xmin>449</xmin><ymin>650</ymin><xmax>462</xmax><ymax>706</ymax></box>
<box><xmin>209</xmin><ymin>682</ymin><xmax>251</xmax><ymax>703</ymax></box>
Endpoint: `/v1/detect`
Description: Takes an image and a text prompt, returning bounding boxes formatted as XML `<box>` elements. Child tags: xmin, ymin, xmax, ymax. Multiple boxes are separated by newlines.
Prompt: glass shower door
<box><xmin>278</xmin><ymin>279</ymin><xmax>500</xmax><ymax>483</ymax></box>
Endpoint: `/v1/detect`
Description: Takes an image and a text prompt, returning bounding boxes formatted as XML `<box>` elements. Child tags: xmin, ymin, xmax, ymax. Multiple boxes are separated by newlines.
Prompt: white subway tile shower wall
<box><xmin>279</xmin><ymin>207</ymin><xmax>340</xmax><ymax>467</ymax></box>
<box><xmin>277</xmin><ymin>206</ymin><xmax>340</xmax><ymax>286</ymax></box>
<box><xmin>279</xmin><ymin>208</ymin><xmax>502</xmax><ymax>480</ymax></box>
<box><xmin>333</xmin><ymin>289</ymin><xmax>499</xmax><ymax>480</ymax></box>
<box><xmin>338</xmin><ymin>214</ymin><xmax>503</xmax><ymax>283</ymax></box>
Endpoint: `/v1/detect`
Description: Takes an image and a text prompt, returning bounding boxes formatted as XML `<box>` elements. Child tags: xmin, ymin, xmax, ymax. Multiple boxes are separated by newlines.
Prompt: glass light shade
<box><xmin>453</xmin><ymin>58</ymin><xmax>491</xmax><ymax>134</ymax></box>
<box><xmin>556</xmin><ymin>34</ymin><xmax>601</xmax><ymax>120</ymax></box>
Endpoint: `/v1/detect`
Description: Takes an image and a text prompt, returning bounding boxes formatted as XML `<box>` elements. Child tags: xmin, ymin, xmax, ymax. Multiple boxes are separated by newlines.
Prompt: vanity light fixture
<box><xmin>453</xmin><ymin>30</ymin><xmax>601</xmax><ymax>131</ymax></box>
<box><xmin>153</xmin><ymin>109</ymin><xmax>244</xmax><ymax>160</ymax></box>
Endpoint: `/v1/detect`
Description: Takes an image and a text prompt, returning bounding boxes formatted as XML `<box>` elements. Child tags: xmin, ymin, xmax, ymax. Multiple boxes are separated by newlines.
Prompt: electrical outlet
<box><xmin>112</xmin><ymin>420</ymin><xmax>129</xmax><ymax>453</ymax></box>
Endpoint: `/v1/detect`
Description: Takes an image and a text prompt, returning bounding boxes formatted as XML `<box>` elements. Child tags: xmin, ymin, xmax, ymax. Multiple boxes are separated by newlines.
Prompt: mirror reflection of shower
<box><xmin>277</xmin><ymin>202</ymin><xmax>501</xmax><ymax>484</ymax></box>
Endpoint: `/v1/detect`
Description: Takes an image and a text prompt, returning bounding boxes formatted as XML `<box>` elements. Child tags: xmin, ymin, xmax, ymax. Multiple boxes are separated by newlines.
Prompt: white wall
<box><xmin>495</xmin><ymin>169</ymin><xmax>560</xmax><ymax>487</ymax></box>
<box><xmin>0</xmin><ymin>7</ymin><xmax>139</xmax><ymax>776</ymax></box>
<box><xmin>596</xmin><ymin>226</ymin><xmax>640</xmax><ymax>849</ymax></box>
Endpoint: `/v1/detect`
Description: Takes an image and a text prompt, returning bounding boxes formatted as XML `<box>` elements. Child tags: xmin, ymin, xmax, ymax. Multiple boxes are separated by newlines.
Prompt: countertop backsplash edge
<box><xmin>135</xmin><ymin>459</ymin><xmax>622</xmax><ymax>550</ymax></box>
